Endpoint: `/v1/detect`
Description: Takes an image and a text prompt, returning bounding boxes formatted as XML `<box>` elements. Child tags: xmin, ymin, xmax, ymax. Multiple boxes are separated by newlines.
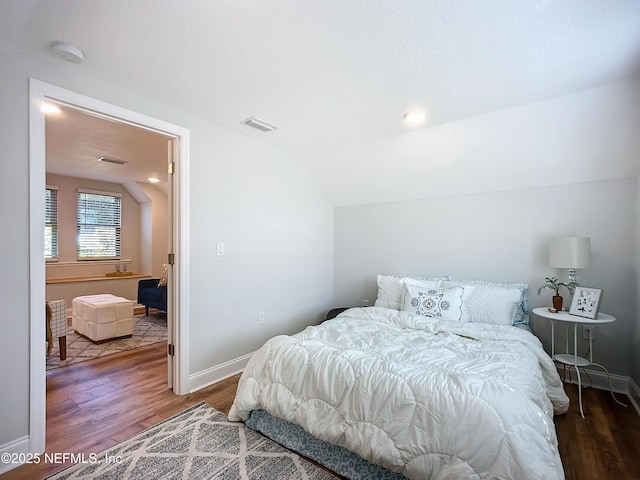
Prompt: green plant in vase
<box><xmin>537</xmin><ymin>276</ymin><xmax>570</xmax><ymax>311</ymax></box>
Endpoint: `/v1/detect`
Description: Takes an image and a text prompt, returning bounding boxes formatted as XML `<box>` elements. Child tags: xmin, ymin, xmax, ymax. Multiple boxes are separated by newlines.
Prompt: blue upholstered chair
<box><xmin>137</xmin><ymin>279</ymin><xmax>167</xmax><ymax>316</ymax></box>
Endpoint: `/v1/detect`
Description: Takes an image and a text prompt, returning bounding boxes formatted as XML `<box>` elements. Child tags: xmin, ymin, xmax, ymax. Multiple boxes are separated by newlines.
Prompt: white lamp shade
<box><xmin>549</xmin><ymin>237</ymin><xmax>592</xmax><ymax>269</ymax></box>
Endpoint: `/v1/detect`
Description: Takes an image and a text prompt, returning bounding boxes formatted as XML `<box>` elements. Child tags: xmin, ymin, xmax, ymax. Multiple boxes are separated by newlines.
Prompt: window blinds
<box><xmin>77</xmin><ymin>189</ymin><xmax>122</xmax><ymax>260</ymax></box>
<box><xmin>45</xmin><ymin>186</ymin><xmax>58</xmax><ymax>260</ymax></box>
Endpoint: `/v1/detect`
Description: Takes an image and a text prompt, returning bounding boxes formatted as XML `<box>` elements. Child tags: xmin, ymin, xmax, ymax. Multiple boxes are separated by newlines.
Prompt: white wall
<box><xmin>0</xmin><ymin>52</ymin><xmax>334</xmax><ymax>448</ymax></box>
<box><xmin>334</xmin><ymin>178</ymin><xmax>637</xmax><ymax>376</ymax></box>
<box><xmin>187</xmin><ymin>128</ymin><xmax>334</xmax><ymax>373</ymax></box>
<box><xmin>139</xmin><ymin>198</ymin><xmax>153</xmax><ymax>276</ymax></box>
<box><xmin>310</xmin><ymin>78</ymin><xmax>640</xmax><ymax>207</ymax></box>
<box><xmin>0</xmin><ymin>53</ymin><xmax>32</xmax><ymax>450</ymax></box>
<box><xmin>633</xmin><ymin>175</ymin><xmax>640</xmax><ymax>386</ymax></box>
<box><xmin>138</xmin><ymin>183</ymin><xmax>168</xmax><ymax>278</ymax></box>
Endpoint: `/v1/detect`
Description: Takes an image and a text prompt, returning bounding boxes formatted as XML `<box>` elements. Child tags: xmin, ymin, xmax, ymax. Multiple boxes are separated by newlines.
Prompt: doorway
<box><xmin>29</xmin><ymin>79</ymin><xmax>191</xmax><ymax>453</ymax></box>
<box><xmin>45</xmin><ymin>104</ymin><xmax>171</xmax><ymax>372</ymax></box>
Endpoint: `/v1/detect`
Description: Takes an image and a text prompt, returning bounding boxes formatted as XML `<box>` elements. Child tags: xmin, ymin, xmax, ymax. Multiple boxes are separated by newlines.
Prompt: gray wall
<box><xmin>0</xmin><ymin>52</ymin><xmax>334</xmax><ymax>447</ymax></box>
<box><xmin>334</xmin><ymin>178</ymin><xmax>637</xmax><ymax>376</ymax></box>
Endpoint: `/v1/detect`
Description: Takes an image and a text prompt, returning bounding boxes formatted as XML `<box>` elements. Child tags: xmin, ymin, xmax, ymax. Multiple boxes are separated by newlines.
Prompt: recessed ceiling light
<box><xmin>148</xmin><ymin>177</ymin><xmax>160</xmax><ymax>183</ymax></box>
<box><xmin>403</xmin><ymin>109</ymin><xmax>427</xmax><ymax>126</ymax></box>
<box><xmin>41</xmin><ymin>102</ymin><xmax>61</xmax><ymax>114</ymax></box>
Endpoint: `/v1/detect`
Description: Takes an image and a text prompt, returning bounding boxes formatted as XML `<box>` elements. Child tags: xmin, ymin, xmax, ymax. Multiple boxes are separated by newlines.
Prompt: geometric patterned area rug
<box><xmin>46</xmin><ymin>314</ymin><xmax>167</xmax><ymax>371</ymax></box>
<box><xmin>45</xmin><ymin>402</ymin><xmax>340</xmax><ymax>480</ymax></box>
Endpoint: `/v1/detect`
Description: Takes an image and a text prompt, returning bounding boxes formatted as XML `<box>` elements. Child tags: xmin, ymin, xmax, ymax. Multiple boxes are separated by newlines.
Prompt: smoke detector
<box><xmin>51</xmin><ymin>41</ymin><xmax>85</xmax><ymax>64</ymax></box>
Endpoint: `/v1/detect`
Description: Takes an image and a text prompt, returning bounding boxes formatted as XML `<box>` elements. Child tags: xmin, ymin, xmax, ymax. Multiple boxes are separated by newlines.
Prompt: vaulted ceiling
<box><xmin>3</xmin><ymin>0</ymin><xmax>640</xmax><ymax>204</ymax></box>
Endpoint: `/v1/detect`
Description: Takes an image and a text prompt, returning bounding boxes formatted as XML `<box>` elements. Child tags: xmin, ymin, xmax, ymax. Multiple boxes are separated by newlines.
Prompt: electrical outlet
<box><xmin>258</xmin><ymin>312</ymin><xmax>265</xmax><ymax>325</ymax></box>
<box><xmin>362</xmin><ymin>299</ymin><xmax>369</xmax><ymax>307</ymax></box>
<box><xmin>583</xmin><ymin>326</ymin><xmax>593</xmax><ymax>340</ymax></box>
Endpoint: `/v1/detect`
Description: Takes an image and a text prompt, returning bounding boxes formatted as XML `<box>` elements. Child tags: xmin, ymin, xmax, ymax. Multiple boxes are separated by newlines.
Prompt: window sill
<box><xmin>46</xmin><ymin>273</ymin><xmax>151</xmax><ymax>285</ymax></box>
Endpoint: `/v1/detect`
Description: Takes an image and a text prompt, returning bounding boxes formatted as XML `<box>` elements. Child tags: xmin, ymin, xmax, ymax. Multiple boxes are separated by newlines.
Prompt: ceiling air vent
<box><xmin>241</xmin><ymin>116</ymin><xmax>278</xmax><ymax>132</ymax></box>
<box><xmin>97</xmin><ymin>156</ymin><xmax>128</xmax><ymax>165</ymax></box>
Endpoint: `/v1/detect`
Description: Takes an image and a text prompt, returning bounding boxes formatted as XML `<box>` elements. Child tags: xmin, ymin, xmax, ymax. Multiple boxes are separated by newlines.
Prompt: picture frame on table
<box><xmin>569</xmin><ymin>287</ymin><xmax>603</xmax><ymax>319</ymax></box>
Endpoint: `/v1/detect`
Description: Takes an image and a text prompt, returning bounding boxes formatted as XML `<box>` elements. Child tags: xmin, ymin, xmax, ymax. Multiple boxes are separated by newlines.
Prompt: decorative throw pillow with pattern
<box><xmin>401</xmin><ymin>284</ymin><xmax>465</xmax><ymax>321</ymax></box>
<box><xmin>158</xmin><ymin>264</ymin><xmax>169</xmax><ymax>287</ymax></box>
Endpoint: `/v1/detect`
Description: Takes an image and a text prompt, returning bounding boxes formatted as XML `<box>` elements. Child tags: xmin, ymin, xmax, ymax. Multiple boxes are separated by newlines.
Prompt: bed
<box><xmin>229</xmin><ymin>275</ymin><xmax>570</xmax><ymax>480</ymax></box>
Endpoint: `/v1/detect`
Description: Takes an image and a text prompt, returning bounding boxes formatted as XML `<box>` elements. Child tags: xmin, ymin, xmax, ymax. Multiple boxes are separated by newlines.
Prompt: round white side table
<box><xmin>532</xmin><ymin>307</ymin><xmax>626</xmax><ymax>418</ymax></box>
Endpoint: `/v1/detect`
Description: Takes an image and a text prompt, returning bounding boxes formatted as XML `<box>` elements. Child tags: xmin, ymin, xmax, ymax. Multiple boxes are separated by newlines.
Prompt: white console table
<box><xmin>532</xmin><ymin>307</ymin><xmax>626</xmax><ymax>418</ymax></box>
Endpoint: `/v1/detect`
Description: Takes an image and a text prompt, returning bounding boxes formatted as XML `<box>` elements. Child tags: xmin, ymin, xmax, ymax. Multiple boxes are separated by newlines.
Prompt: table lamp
<box><xmin>549</xmin><ymin>236</ymin><xmax>591</xmax><ymax>293</ymax></box>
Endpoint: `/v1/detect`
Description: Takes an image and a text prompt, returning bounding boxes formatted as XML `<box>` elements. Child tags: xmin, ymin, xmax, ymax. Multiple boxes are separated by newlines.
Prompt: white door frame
<box><xmin>28</xmin><ymin>79</ymin><xmax>191</xmax><ymax>454</ymax></box>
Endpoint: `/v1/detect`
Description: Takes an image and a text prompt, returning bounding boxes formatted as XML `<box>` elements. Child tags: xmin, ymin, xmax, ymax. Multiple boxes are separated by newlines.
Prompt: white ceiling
<box><xmin>45</xmin><ymin>105</ymin><xmax>170</xmax><ymax>187</ymax></box>
<box><xmin>3</xmin><ymin>0</ymin><xmax>640</xmax><ymax>203</ymax></box>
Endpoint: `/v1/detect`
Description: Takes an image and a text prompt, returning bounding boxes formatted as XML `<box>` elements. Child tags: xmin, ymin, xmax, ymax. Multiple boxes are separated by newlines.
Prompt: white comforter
<box><xmin>229</xmin><ymin>307</ymin><xmax>569</xmax><ymax>480</ymax></box>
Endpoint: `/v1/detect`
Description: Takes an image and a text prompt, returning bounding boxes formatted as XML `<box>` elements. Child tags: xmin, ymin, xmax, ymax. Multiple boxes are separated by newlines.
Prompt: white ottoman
<box><xmin>72</xmin><ymin>294</ymin><xmax>134</xmax><ymax>343</ymax></box>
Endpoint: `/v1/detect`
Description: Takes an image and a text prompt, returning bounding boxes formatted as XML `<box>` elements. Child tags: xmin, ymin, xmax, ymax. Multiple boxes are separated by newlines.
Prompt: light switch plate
<box><xmin>216</xmin><ymin>242</ymin><xmax>225</xmax><ymax>256</ymax></box>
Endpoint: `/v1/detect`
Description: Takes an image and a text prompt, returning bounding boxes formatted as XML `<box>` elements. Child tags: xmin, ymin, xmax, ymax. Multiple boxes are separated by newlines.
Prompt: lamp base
<box><xmin>567</xmin><ymin>268</ymin><xmax>578</xmax><ymax>293</ymax></box>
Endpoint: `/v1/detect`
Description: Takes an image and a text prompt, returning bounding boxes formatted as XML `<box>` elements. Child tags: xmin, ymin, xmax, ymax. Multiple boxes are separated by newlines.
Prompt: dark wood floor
<box><xmin>556</xmin><ymin>384</ymin><xmax>640</xmax><ymax>479</ymax></box>
<box><xmin>2</xmin><ymin>342</ymin><xmax>639</xmax><ymax>479</ymax></box>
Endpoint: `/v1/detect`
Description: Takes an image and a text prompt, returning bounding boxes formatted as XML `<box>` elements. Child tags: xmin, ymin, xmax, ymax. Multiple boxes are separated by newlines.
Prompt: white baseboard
<box><xmin>189</xmin><ymin>352</ymin><xmax>254</xmax><ymax>393</ymax></box>
<box><xmin>556</xmin><ymin>364</ymin><xmax>630</xmax><ymax>395</ymax></box>
<box><xmin>555</xmin><ymin>365</ymin><xmax>640</xmax><ymax>416</ymax></box>
<box><xmin>0</xmin><ymin>435</ymin><xmax>30</xmax><ymax>475</ymax></box>
<box><xmin>628</xmin><ymin>377</ymin><xmax>640</xmax><ymax>415</ymax></box>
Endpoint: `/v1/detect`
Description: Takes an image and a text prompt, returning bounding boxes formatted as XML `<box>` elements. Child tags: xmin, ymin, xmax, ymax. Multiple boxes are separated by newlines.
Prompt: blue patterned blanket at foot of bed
<box><xmin>245</xmin><ymin>410</ymin><xmax>406</xmax><ymax>480</ymax></box>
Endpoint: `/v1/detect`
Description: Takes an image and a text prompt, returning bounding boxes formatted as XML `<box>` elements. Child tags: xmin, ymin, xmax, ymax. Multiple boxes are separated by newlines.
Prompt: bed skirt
<box><xmin>245</xmin><ymin>410</ymin><xmax>405</xmax><ymax>480</ymax></box>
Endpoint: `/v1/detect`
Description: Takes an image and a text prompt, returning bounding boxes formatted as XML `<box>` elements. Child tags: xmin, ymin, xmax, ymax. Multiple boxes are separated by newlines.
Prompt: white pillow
<box><xmin>374</xmin><ymin>275</ymin><xmax>446</xmax><ymax>310</ymax></box>
<box><xmin>444</xmin><ymin>280</ymin><xmax>522</xmax><ymax>326</ymax></box>
<box><xmin>449</xmin><ymin>277</ymin><xmax>529</xmax><ymax>326</ymax></box>
<box><xmin>401</xmin><ymin>284</ymin><xmax>466</xmax><ymax>321</ymax></box>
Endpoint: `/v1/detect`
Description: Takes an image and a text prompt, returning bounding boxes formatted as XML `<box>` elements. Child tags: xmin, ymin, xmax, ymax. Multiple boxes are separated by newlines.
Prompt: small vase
<box><xmin>552</xmin><ymin>295</ymin><xmax>563</xmax><ymax>311</ymax></box>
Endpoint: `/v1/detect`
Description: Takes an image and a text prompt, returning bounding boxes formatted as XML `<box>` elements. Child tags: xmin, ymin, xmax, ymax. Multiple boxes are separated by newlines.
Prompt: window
<box><xmin>77</xmin><ymin>189</ymin><xmax>122</xmax><ymax>260</ymax></box>
<box><xmin>45</xmin><ymin>186</ymin><xmax>58</xmax><ymax>261</ymax></box>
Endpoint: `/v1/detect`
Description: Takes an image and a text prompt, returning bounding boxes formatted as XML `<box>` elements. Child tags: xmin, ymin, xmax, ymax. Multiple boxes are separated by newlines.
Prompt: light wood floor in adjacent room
<box><xmin>2</xmin><ymin>342</ymin><xmax>639</xmax><ymax>480</ymax></box>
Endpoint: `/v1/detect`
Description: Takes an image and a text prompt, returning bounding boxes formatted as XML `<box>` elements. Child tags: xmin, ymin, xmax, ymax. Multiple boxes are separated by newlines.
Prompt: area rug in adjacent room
<box><xmin>46</xmin><ymin>315</ymin><xmax>167</xmax><ymax>371</ymax></box>
<box><xmin>45</xmin><ymin>402</ymin><xmax>340</xmax><ymax>480</ymax></box>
